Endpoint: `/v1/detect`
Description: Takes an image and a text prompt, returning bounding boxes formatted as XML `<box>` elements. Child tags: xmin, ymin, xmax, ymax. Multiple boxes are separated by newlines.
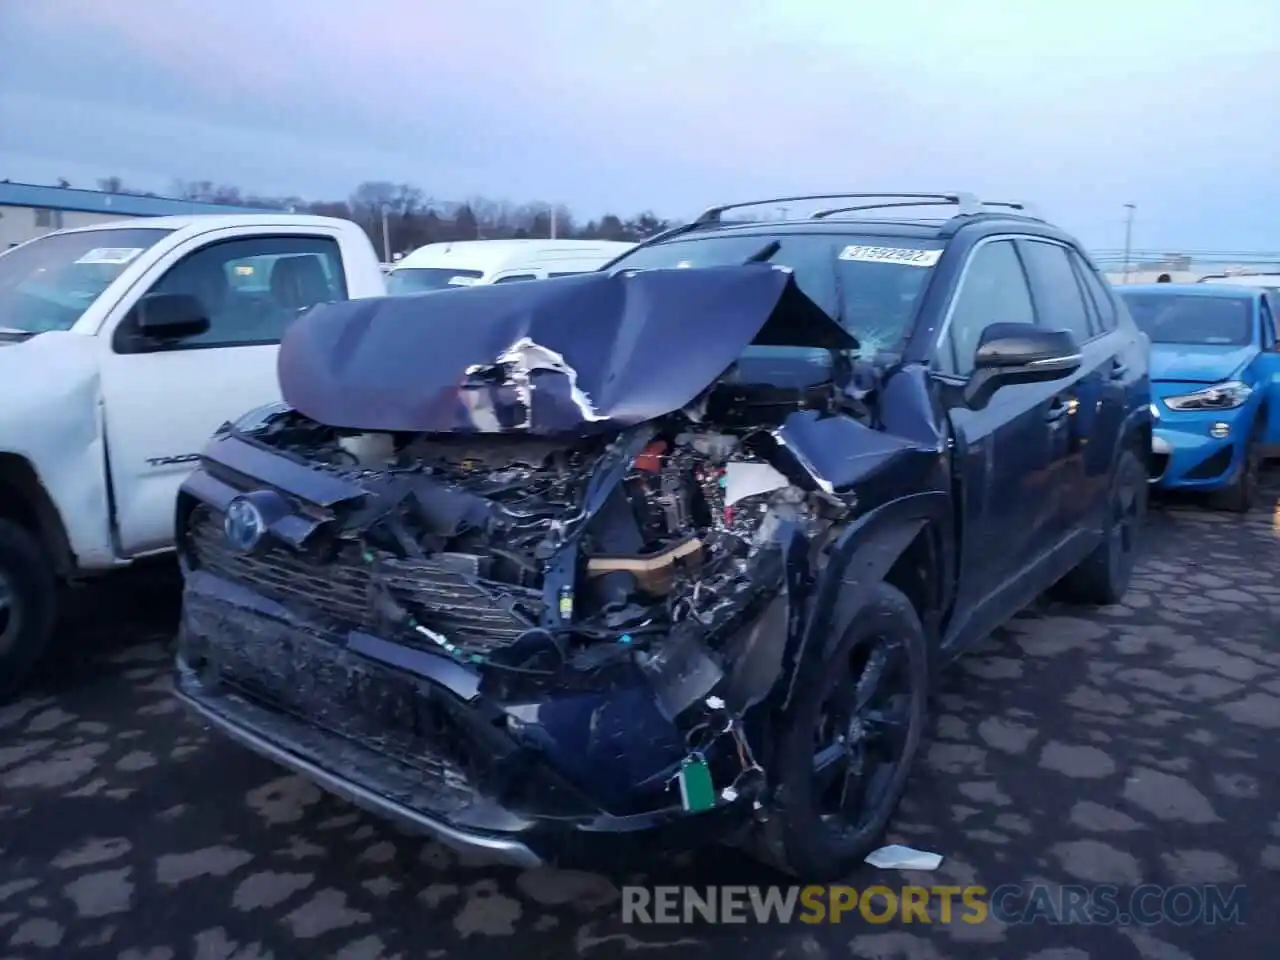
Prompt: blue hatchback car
<box><xmin>1117</xmin><ymin>283</ymin><xmax>1280</xmax><ymax>511</ymax></box>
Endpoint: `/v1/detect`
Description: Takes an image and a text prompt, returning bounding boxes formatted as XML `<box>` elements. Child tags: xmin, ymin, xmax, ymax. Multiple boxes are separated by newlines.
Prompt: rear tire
<box><xmin>1055</xmin><ymin>449</ymin><xmax>1146</xmax><ymax>606</ymax></box>
<box><xmin>1210</xmin><ymin>439</ymin><xmax>1258</xmax><ymax>514</ymax></box>
<box><xmin>765</xmin><ymin>581</ymin><xmax>931</xmax><ymax>880</ymax></box>
<box><xmin>0</xmin><ymin>520</ymin><xmax>58</xmax><ymax>703</ymax></box>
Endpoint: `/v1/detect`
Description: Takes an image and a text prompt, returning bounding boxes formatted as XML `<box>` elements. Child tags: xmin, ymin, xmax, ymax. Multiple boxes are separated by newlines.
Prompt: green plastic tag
<box><xmin>678</xmin><ymin>756</ymin><xmax>716</xmax><ymax>812</ymax></box>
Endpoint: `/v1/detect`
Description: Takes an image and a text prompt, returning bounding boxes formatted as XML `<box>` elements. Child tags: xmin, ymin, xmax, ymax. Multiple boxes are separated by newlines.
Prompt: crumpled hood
<box><xmin>1149</xmin><ymin>342</ymin><xmax>1256</xmax><ymax>384</ymax></box>
<box><xmin>278</xmin><ymin>264</ymin><xmax>854</xmax><ymax>435</ymax></box>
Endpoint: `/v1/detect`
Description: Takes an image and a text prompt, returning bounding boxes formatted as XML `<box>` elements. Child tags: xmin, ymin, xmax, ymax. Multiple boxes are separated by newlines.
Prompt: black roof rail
<box><xmin>812</xmin><ymin>198</ymin><xmax>970</xmax><ymax>218</ymax></box>
<box><xmin>694</xmin><ymin>192</ymin><xmax>982</xmax><ymax>224</ymax></box>
<box><xmin>979</xmin><ymin>200</ymin><xmax>1042</xmax><ymax>220</ymax></box>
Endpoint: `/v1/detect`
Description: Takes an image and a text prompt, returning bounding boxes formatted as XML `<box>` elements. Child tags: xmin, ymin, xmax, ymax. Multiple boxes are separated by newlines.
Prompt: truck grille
<box><xmin>187</xmin><ymin>509</ymin><xmax>541</xmax><ymax>656</ymax></box>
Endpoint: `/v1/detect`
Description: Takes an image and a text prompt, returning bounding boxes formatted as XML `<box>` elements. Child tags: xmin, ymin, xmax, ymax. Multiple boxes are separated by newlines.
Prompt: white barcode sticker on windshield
<box><xmin>838</xmin><ymin>245</ymin><xmax>942</xmax><ymax>267</ymax></box>
<box><xmin>76</xmin><ymin>247</ymin><xmax>145</xmax><ymax>265</ymax></box>
<box><xmin>447</xmin><ymin>276</ymin><xmax>477</xmax><ymax>286</ymax></box>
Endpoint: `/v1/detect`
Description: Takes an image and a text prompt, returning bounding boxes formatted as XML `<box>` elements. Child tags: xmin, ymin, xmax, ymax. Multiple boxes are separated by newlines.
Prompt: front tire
<box><xmin>1211</xmin><ymin>439</ymin><xmax>1258</xmax><ymax>514</ymax></box>
<box><xmin>0</xmin><ymin>520</ymin><xmax>58</xmax><ymax>703</ymax></box>
<box><xmin>767</xmin><ymin>581</ymin><xmax>930</xmax><ymax>880</ymax></box>
<box><xmin>1055</xmin><ymin>449</ymin><xmax>1146</xmax><ymax>606</ymax></box>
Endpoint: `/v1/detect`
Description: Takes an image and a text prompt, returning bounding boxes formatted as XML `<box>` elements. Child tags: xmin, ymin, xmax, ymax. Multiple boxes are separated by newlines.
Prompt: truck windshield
<box><xmin>386</xmin><ymin>267</ymin><xmax>485</xmax><ymax>295</ymax></box>
<box><xmin>606</xmin><ymin>232</ymin><xmax>941</xmax><ymax>356</ymax></box>
<box><xmin>0</xmin><ymin>227</ymin><xmax>174</xmax><ymax>334</ymax></box>
<box><xmin>1120</xmin><ymin>292</ymin><xmax>1253</xmax><ymax>346</ymax></box>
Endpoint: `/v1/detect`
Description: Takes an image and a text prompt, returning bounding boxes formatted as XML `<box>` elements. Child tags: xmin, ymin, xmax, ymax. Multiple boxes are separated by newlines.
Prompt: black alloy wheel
<box><xmin>768</xmin><ymin>581</ymin><xmax>930</xmax><ymax>879</ymax></box>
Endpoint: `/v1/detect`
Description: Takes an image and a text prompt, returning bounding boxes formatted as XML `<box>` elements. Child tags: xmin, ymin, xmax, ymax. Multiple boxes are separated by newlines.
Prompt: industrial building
<box><xmin>0</xmin><ymin>181</ymin><xmax>274</xmax><ymax>248</ymax></box>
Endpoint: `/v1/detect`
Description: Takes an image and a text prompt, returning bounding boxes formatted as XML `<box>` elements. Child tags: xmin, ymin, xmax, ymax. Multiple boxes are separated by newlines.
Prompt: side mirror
<box><xmin>962</xmin><ymin>323</ymin><xmax>1081</xmax><ymax>409</ymax></box>
<box><xmin>132</xmin><ymin>293</ymin><xmax>210</xmax><ymax>341</ymax></box>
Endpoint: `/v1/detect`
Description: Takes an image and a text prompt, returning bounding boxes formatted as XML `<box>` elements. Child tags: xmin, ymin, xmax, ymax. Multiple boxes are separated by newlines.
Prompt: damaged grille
<box><xmin>187</xmin><ymin>510</ymin><xmax>541</xmax><ymax>656</ymax></box>
<box><xmin>184</xmin><ymin>595</ymin><xmax>479</xmax><ymax>814</ymax></box>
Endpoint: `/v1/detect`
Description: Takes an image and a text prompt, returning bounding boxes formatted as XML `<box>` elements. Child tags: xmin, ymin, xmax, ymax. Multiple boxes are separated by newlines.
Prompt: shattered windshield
<box><xmin>607</xmin><ymin>232</ymin><xmax>940</xmax><ymax>358</ymax></box>
<box><xmin>387</xmin><ymin>267</ymin><xmax>485</xmax><ymax>295</ymax></box>
<box><xmin>0</xmin><ymin>227</ymin><xmax>174</xmax><ymax>334</ymax></box>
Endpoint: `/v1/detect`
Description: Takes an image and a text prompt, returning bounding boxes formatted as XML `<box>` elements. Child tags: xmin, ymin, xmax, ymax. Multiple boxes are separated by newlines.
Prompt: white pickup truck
<box><xmin>0</xmin><ymin>214</ymin><xmax>386</xmax><ymax>698</ymax></box>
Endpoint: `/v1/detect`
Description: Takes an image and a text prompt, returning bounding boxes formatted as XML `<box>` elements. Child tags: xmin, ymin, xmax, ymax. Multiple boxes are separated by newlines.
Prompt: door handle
<box><xmin>1110</xmin><ymin>362</ymin><xmax>1129</xmax><ymax>380</ymax></box>
<box><xmin>1045</xmin><ymin>398</ymin><xmax>1070</xmax><ymax>424</ymax></box>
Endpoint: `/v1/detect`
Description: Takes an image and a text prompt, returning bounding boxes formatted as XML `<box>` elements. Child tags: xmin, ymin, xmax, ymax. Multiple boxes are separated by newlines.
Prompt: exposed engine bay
<box><xmin>173</xmin><ymin>263</ymin><xmax>959</xmax><ymax>876</ymax></box>
<box><xmin>235</xmin><ymin>405</ymin><xmax>849</xmax><ymax>709</ymax></box>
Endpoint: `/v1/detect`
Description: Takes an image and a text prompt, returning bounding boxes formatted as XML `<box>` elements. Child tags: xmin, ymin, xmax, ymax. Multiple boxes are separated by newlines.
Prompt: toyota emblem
<box><xmin>223</xmin><ymin>496</ymin><xmax>266</xmax><ymax>552</ymax></box>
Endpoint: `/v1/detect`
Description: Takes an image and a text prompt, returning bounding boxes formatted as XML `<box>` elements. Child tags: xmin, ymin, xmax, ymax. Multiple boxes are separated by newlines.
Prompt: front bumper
<box><xmin>174</xmin><ymin>570</ymin><xmax>749</xmax><ymax>868</ymax></box>
<box><xmin>176</xmin><ymin>662</ymin><xmax>545</xmax><ymax>866</ymax></box>
<box><xmin>1149</xmin><ymin>414</ymin><xmax>1248</xmax><ymax>491</ymax></box>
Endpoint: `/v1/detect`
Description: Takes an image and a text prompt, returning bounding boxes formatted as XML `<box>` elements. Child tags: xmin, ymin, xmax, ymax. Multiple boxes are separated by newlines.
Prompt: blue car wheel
<box><xmin>1211</xmin><ymin>429</ymin><xmax>1260</xmax><ymax>513</ymax></box>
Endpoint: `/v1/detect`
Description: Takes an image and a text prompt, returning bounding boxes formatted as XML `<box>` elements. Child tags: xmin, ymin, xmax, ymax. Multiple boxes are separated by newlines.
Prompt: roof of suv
<box><xmin>639</xmin><ymin>191</ymin><xmax>1070</xmax><ymax>249</ymax></box>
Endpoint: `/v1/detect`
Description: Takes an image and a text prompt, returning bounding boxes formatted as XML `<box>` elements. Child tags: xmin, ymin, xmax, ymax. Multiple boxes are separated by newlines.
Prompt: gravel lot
<box><xmin>2</xmin><ymin>477</ymin><xmax>1279</xmax><ymax>960</ymax></box>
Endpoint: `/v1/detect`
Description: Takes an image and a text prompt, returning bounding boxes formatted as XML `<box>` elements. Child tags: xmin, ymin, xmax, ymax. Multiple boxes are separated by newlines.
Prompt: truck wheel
<box><xmin>1054</xmin><ymin>450</ymin><xmax>1147</xmax><ymax>606</ymax></box>
<box><xmin>0</xmin><ymin>519</ymin><xmax>58</xmax><ymax>703</ymax></box>
<box><xmin>1210</xmin><ymin>438</ymin><xmax>1258</xmax><ymax>514</ymax></box>
<box><xmin>766</xmin><ymin>581</ymin><xmax>930</xmax><ymax>880</ymax></box>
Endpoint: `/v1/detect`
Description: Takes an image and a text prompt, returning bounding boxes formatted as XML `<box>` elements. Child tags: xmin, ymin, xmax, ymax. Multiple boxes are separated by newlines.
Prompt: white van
<box><xmin>386</xmin><ymin>239</ymin><xmax>635</xmax><ymax>294</ymax></box>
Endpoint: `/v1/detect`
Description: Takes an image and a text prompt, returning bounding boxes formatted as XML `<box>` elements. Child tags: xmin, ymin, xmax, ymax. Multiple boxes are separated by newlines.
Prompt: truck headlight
<box><xmin>1163</xmin><ymin>380</ymin><xmax>1252</xmax><ymax>412</ymax></box>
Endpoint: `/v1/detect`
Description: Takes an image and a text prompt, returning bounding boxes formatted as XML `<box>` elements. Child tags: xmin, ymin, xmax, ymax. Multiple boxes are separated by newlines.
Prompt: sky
<box><xmin>1</xmin><ymin>0</ymin><xmax>1278</xmax><ymax>252</ymax></box>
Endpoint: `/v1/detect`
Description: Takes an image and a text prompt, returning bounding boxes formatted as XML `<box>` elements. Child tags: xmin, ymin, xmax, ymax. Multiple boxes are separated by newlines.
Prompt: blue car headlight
<box><xmin>1163</xmin><ymin>380</ymin><xmax>1252</xmax><ymax>412</ymax></box>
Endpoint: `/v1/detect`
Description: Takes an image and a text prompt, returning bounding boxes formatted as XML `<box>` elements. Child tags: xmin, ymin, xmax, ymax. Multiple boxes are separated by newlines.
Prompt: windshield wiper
<box><xmin>0</xmin><ymin>327</ymin><xmax>36</xmax><ymax>341</ymax></box>
<box><xmin>742</xmin><ymin>240</ymin><xmax>781</xmax><ymax>264</ymax></box>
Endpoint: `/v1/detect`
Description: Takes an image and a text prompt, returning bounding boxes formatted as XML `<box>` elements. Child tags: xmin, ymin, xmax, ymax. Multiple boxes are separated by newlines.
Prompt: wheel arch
<box><xmin>782</xmin><ymin>491</ymin><xmax>952</xmax><ymax>712</ymax></box>
<box><xmin>0</xmin><ymin>453</ymin><xmax>75</xmax><ymax>577</ymax></box>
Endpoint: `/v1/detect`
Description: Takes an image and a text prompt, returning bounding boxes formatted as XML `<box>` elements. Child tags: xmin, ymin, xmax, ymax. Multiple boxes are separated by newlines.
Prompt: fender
<box><xmin>780</xmin><ymin>490</ymin><xmax>952</xmax><ymax>712</ymax></box>
<box><xmin>0</xmin><ymin>454</ymin><xmax>75</xmax><ymax>575</ymax></box>
<box><xmin>0</xmin><ymin>333</ymin><xmax>116</xmax><ymax>570</ymax></box>
<box><xmin>1112</xmin><ymin>393</ymin><xmax>1154</xmax><ymax>467</ymax></box>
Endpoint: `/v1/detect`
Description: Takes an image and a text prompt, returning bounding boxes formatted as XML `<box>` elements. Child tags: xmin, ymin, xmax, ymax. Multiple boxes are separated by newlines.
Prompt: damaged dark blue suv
<box><xmin>173</xmin><ymin>192</ymin><xmax>1152</xmax><ymax>879</ymax></box>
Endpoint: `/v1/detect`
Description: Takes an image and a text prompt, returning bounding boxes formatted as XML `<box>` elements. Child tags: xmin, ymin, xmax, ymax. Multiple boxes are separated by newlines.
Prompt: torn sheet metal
<box><xmin>277</xmin><ymin>265</ymin><xmax>855</xmax><ymax>436</ymax></box>
<box><xmin>722</xmin><ymin>461</ymin><xmax>790</xmax><ymax>507</ymax></box>
<box><xmin>462</xmin><ymin>336</ymin><xmax>610</xmax><ymax>431</ymax></box>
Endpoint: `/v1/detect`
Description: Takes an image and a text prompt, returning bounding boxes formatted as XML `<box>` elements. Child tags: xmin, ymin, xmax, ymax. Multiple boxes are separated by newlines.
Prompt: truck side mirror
<box><xmin>133</xmin><ymin>293</ymin><xmax>210</xmax><ymax>342</ymax></box>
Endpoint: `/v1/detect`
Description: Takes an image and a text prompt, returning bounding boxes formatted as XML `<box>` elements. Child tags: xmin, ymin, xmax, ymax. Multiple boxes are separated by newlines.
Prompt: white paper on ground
<box><xmin>864</xmin><ymin>844</ymin><xmax>943</xmax><ymax>870</ymax></box>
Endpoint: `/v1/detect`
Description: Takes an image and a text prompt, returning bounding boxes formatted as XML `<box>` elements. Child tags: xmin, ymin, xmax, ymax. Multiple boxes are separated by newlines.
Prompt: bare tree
<box><xmin>95</xmin><ymin>173</ymin><xmax>684</xmax><ymax>249</ymax></box>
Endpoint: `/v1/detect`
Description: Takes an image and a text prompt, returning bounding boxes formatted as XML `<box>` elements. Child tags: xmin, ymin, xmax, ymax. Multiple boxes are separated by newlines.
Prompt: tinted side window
<box><xmin>1070</xmin><ymin>252</ymin><xmax>1118</xmax><ymax>331</ymax></box>
<box><xmin>134</xmin><ymin>235</ymin><xmax>344</xmax><ymax>350</ymax></box>
<box><xmin>943</xmin><ymin>240</ymin><xmax>1036</xmax><ymax>376</ymax></box>
<box><xmin>1019</xmin><ymin>241</ymin><xmax>1093</xmax><ymax>343</ymax></box>
<box><xmin>493</xmin><ymin>274</ymin><xmax>537</xmax><ymax>283</ymax></box>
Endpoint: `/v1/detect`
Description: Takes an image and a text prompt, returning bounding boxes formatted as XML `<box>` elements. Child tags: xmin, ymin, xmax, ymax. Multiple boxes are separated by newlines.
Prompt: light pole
<box><xmin>1122</xmin><ymin>203</ymin><xmax>1136</xmax><ymax>284</ymax></box>
<box><xmin>380</xmin><ymin>204</ymin><xmax>392</xmax><ymax>263</ymax></box>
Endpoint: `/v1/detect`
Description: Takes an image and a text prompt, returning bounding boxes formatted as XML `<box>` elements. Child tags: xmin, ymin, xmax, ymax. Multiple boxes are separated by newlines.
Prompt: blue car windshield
<box><xmin>606</xmin><ymin>232</ymin><xmax>941</xmax><ymax>358</ymax></box>
<box><xmin>1121</xmin><ymin>293</ymin><xmax>1253</xmax><ymax>347</ymax></box>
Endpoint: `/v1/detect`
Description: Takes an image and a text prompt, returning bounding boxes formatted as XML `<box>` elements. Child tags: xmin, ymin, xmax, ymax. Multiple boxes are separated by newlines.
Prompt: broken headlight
<box><xmin>218</xmin><ymin>400</ymin><xmax>293</xmax><ymax>436</ymax></box>
<box><xmin>1162</xmin><ymin>380</ymin><xmax>1252</xmax><ymax>412</ymax></box>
